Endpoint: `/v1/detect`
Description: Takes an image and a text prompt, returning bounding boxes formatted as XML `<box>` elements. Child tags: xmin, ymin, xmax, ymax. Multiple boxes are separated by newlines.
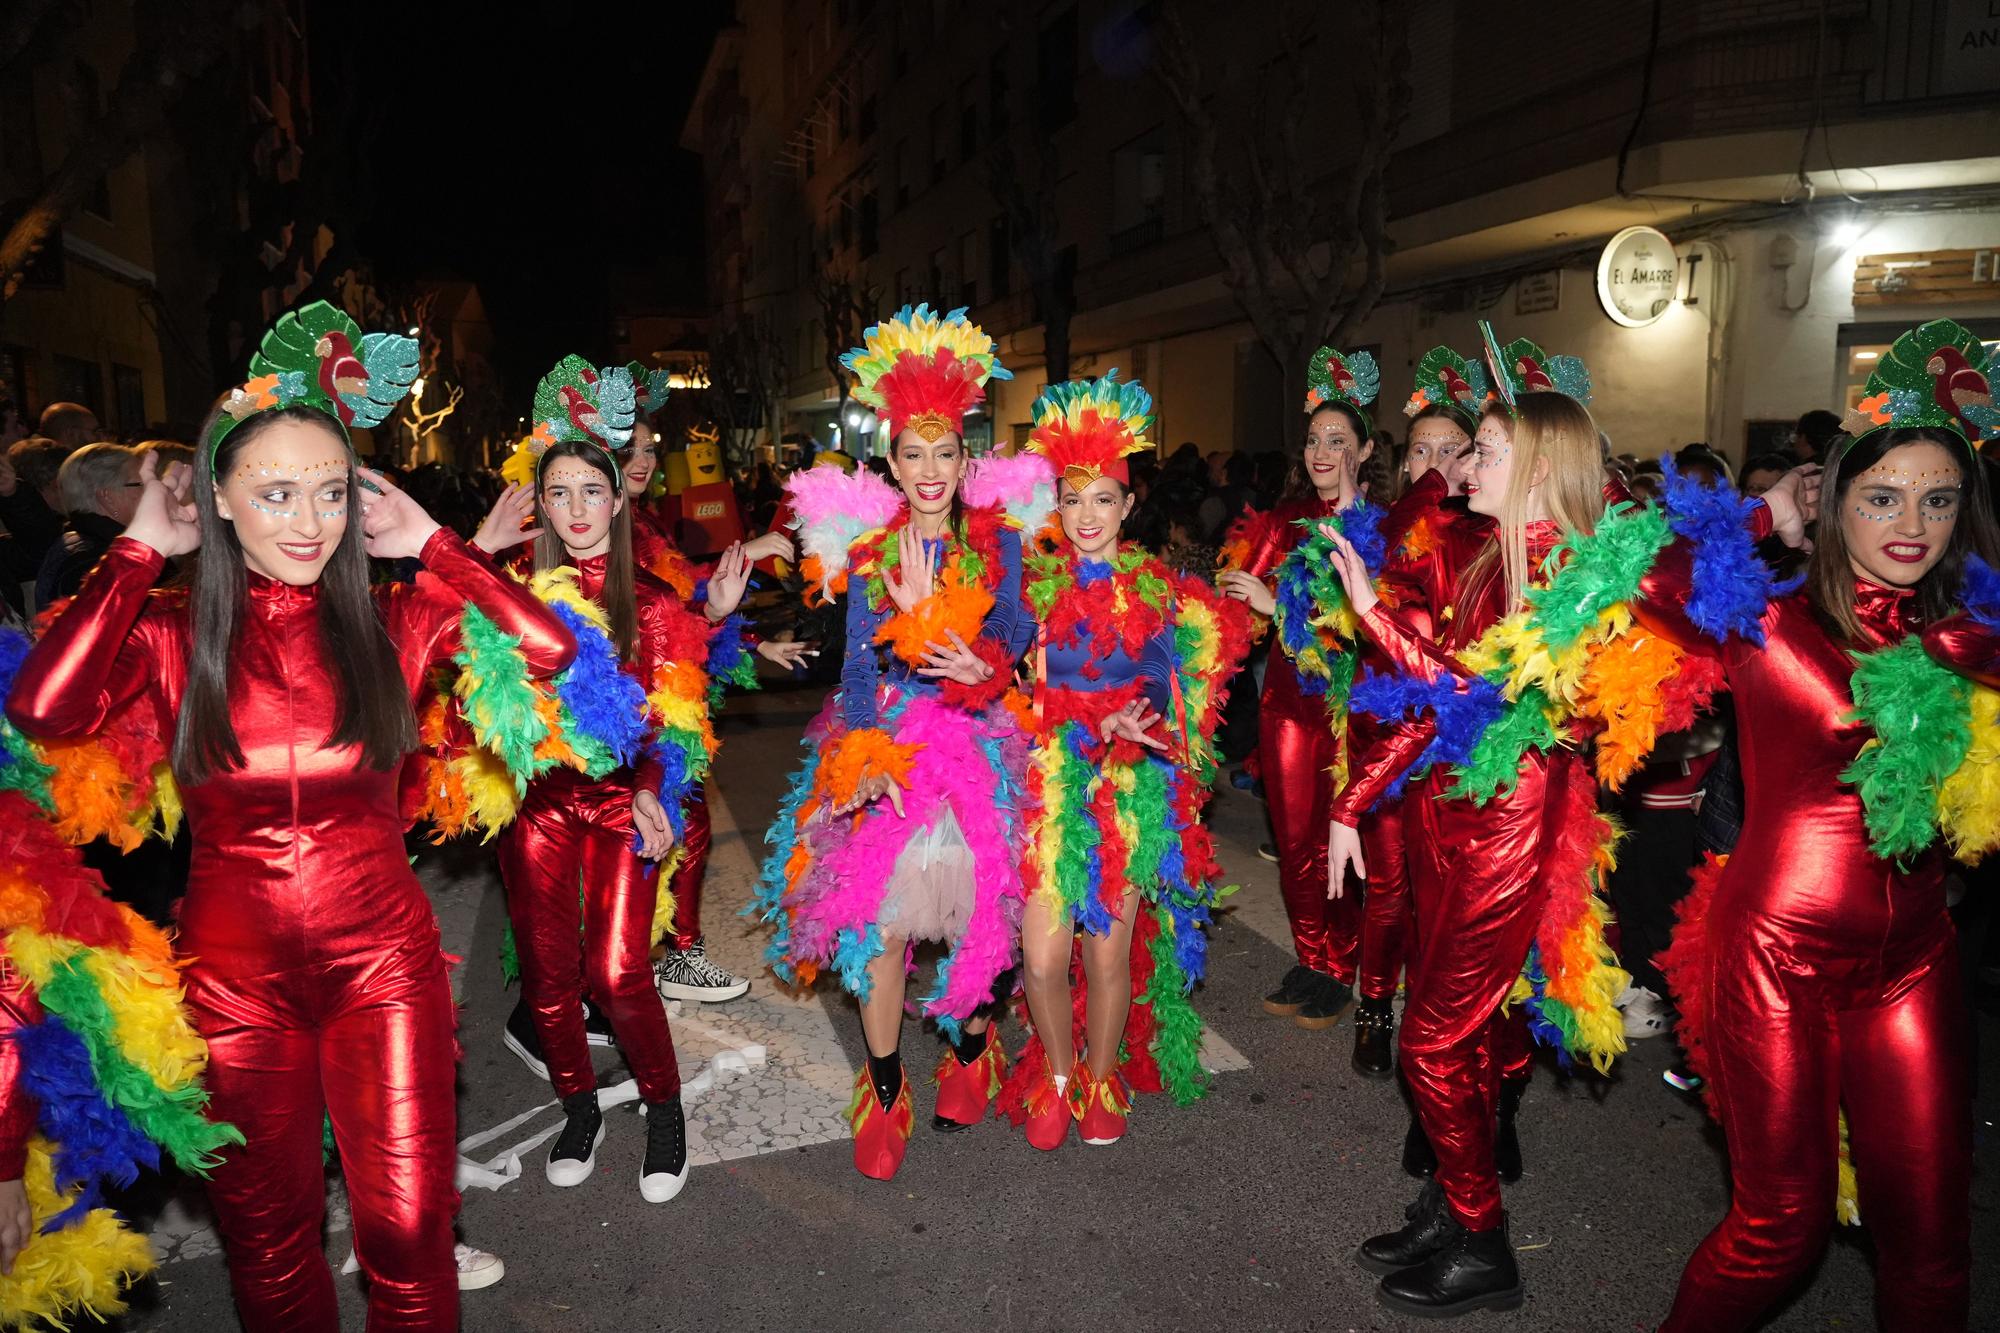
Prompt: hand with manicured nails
<box><xmin>1218</xmin><ymin>568</ymin><xmax>1277</xmax><ymax>617</ymax></box>
<box><xmin>1317</xmin><ymin>523</ymin><xmax>1380</xmax><ymax>618</ymax></box>
<box><xmin>1762</xmin><ymin>463</ymin><xmax>1823</xmax><ymax>549</ymax></box>
<box><xmin>916</xmin><ymin>629</ymin><xmax>994</xmax><ymax>686</ymax></box>
<box><xmin>1327</xmin><ymin>819</ymin><xmax>1366</xmax><ymax>899</ymax></box>
<box><xmin>472</xmin><ymin>482</ymin><xmax>543</xmax><ymax>555</ymax></box>
<box><xmin>883</xmin><ymin>528</ymin><xmax>937</xmax><ymax>615</ymax></box>
<box><xmin>704</xmin><ymin>543</ymin><xmax>753</xmax><ymax>620</ymax></box>
<box><xmin>757</xmin><ymin>639</ymin><xmax>815</xmax><ymax>670</ymax></box>
<box><xmin>742</xmin><ymin>530</ymin><xmax>795</xmax><ymax>564</ymax></box>
<box><xmin>123</xmin><ymin>451</ymin><xmax>201</xmax><ymax>558</ymax></box>
<box><xmin>1099</xmin><ymin>698</ymin><xmax>1168</xmax><ymax>751</ymax></box>
<box><xmin>630</xmin><ymin>789</ymin><xmax>675</xmax><ymax>860</ymax></box>
<box><xmin>357</xmin><ymin>467</ymin><xmax>443</xmax><ymax>561</ymax></box>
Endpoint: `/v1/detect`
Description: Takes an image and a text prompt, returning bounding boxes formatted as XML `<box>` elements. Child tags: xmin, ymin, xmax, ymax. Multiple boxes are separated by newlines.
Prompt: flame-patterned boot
<box><xmin>931</xmin><ymin>1031</ymin><xmax>1008</xmax><ymax>1132</ymax></box>
<box><xmin>1075</xmin><ymin>1064</ymin><xmax>1133</xmax><ymax>1147</ymax></box>
<box><xmin>848</xmin><ymin>1065</ymin><xmax>913</xmax><ymax>1180</ymax></box>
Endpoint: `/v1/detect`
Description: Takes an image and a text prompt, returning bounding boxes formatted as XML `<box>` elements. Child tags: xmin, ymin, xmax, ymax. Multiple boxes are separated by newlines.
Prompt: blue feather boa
<box><xmin>547</xmin><ymin>601</ymin><xmax>650</xmax><ymax>772</ymax></box>
<box><xmin>1658</xmin><ymin>458</ymin><xmax>1801</xmax><ymax>644</ymax></box>
<box><xmin>1961</xmin><ymin>553</ymin><xmax>2000</xmax><ymax>631</ymax></box>
<box><xmin>16</xmin><ymin>1016</ymin><xmax>160</xmax><ymax>1228</ymax></box>
<box><xmin>1347</xmin><ymin>669</ymin><xmax>1508</xmax><ymax>803</ymax></box>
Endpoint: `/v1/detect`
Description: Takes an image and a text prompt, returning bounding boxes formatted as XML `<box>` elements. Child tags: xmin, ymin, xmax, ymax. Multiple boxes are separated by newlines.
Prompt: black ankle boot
<box><xmin>1495</xmin><ymin>1079</ymin><xmax>1524</xmax><ymax>1183</ymax></box>
<box><xmin>544</xmin><ymin>1090</ymin><xmax>604</xmax><ymax>1188</ymax></box>
<box><xmin>1376</xmin><ymin>1211</ymin><xmax>1523</xmax><ymax>1317</ymax></box>
<box><xmin>1356</xmin><ymin>1179</ymin><xmax>1453</xmax><ymax>1275</ymax></box>
<box><xmin>1350</xmin><ymin>997</ymin><xmax>1395</xmax><ymax>1077</ymax></box>
<box><xmin>1401</xmin><ymin>1113</ymin><xmax>1437</xmax><ymax>1179</ymax></box>
<box><xmin>1262</xmin><ymin>964</ymin><xmax>1316</xmax><ymax>1017</ymax></box>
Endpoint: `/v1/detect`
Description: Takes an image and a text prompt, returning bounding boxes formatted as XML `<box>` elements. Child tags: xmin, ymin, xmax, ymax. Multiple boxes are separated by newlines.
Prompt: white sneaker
<box><xmin>654</xmin><ymin>940</ymin><xmax>750</xmax><ymax>1003</ymax></box>
<box><xmin>455</xmin><ymin>1244</ymin><xmax>505</xmax><ymax>1291</ymax></box>
<box><xmin>1621</xmin><ymin>986</ymin><xmax>1673</xmax><ymax>1040</ymax></box>
<box><xmin>341</xmin><ymin>1244</ymin><xmax>506</xmax><ymax>1291</ymax></box>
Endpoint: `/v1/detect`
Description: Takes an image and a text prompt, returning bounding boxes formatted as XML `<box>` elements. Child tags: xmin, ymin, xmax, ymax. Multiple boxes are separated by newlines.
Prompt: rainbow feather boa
<box><xmin>1841</xmin><ymin>557</ymin><xmax>2000</xmax><ymax>864</ymax></box>
<box><xmin>0</xmin><ymin>661</ymin><xmax>240</xmax><ymax>1324</ymax></box>
<box><xmin>1271</xmin><ymin>502</ymin><xmax>1387</xmax><ymax>721</ymax></box>
<box><xmin>750</xmin><ymin>692</ymin><xmax>1030</xmax><ymax>1033</ymax></box>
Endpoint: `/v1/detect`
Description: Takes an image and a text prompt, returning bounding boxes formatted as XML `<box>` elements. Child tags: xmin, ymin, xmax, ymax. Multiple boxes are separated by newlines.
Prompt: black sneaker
<box><xmin>639</xmin><ymin>1097</ymin><xmax>692</xmax><ymax>1203</ymax></box>
<box><xmin>545</xmin><ymin>1091</ymin><xmax>604</xmax><ymax>1187</ymax></box>
<box><xmin>1262</xmin><ymin>964</ymin><xmax>1318</xmax><ymax>1017</ymax></box>
<box><xmin>502</xmin><ymin>1000</ymin><xmax>550</xmax><ymax>1082</ymax></box>
<box><xmin>1376</xmin><ymin>1211</ymin><xmax>1524</xmax><ymax>1317</ymax></box>
<box><xmin>1294</xmin><ymin>973</ymin><xmax>1355</xmax><ymax>1031</ymax></box>
<box><xmin>582</xmin><ymin>996</ymin><xmax>616</xmax><ymax>1048</ymax></box>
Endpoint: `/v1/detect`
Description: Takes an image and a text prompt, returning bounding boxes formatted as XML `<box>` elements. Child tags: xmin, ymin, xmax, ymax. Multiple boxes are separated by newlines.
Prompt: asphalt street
<box><xmin>125</xmin><ymin>682</ymin><xmax>2000</xmax><ymax>1332</ymax></box>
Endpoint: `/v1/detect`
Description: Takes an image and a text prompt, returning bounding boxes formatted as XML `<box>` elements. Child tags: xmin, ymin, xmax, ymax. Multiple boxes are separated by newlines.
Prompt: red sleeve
<box><xmin>385</xmin><ymin>528</ymin><xmax>576</xmax><ymax>679</ymax></box>
<box><xmin>0</xmin><ymin>965</ymin><xmax>44</xmax><ymax>1181</ymax></box>
<box><xmin>4</xmin><ymin>537</ymin><xmax>167</xmax><ymax>739</ymax></box>
<box><xmin>1330</xmin><ymin>720</ymin><xmax>1434</xmax><ymax>827</ymax></box>
<box><xmin>1923</xmin><ymin>613</ymin><xmax>2000</xmax><ymax>688</ymax></box>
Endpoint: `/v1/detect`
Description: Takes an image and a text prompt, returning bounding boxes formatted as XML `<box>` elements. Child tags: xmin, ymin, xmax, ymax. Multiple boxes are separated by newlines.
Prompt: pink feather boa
<box><xmin>787</xmin><ymin>692</ymin><xmax>1028</xmax><ymax>1022</ymax></box>
<box><xmin>963</xmin><ymin>452</ymin><xmax>1056</xmax><ymax>535</ymax></box>
<box><xmin>785</xmin><ymin>464</ymin><xmax>904</xmax><ymax>591</ymax></box>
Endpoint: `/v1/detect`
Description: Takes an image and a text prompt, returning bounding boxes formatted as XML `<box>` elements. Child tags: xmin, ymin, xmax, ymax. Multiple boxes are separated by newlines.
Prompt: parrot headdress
<box><xmin>1302</xmin><ymin>345</ymin><xmax>1381</xmax><ymax>431</ymax></box>
<box><xmin>1404</xmin><ymin>344</ymin><xmax>1492</xmax><ymax>421</ymax></box>
<box><xmin>1838</xmin><ymin>318</ymin><xmax>1999</xmax><ymax>449</ymax></box>
<box><xmin>1478</xmin><ymin>320</ymin><xmax>1593</xmax><ymax>408</ymax></box>
<box><xmin>626</xmin><ymin>360</ymin><xmax>673</xmax><ymax>421</ymax></box>
<box><xmin>1026</xmin><ymin>370</ymin><xmax>1154</xmax><ymax>489</ymax></box>
<box><xmin>841</xmin><ymin>303</ymin><xmax>1011</xmax><ymax>443</ymax></box>
<box><xmin>207</xmin><ymin>300</ymin><xmax>420</xmax><ymax>456</ymax></box>
<box><xmin>502</xmin><ymin>355</ymin><xmax>638</xmax><ymax>488</ymax></box>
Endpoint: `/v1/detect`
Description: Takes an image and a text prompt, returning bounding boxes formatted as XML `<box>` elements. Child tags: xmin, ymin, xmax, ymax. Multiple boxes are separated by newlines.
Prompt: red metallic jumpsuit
<box><xmin>5</xmin><ymin>531</ymin><xmax>573</xmax><ymax>1332</ymax></box>
<box><xmin>1638</xmin><ymin>530</ymin><xmax>1996</xmax><ymax>1330</ymax></box>
<box><xmin>1237</xmin><ymin>496</ymin><xmax>1364</xmax><ymax>983</ymax></box>
<box><xmin>495</xmin><ymin>556</ymin><xmax>686</xmax><ymax>1106</ymax></box>
<box><xmin>1332</xmin><ymin>520</ymin><xmax>1570</xmax><ymax>1231</ymax></box>
<box><xmin>631</xmin><ymin>508</ymin><xmax>712</xmax><ymax>953</ymax></box>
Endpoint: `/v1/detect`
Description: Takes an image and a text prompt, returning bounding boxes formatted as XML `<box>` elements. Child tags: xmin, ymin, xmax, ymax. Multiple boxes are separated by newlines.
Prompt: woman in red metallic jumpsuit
<box><xmin>5</xmin><ymin>304</ymin><xmax>574</xmax><ymax>1331</ymax></box>
<box><xmin>1218</xmin><ymin>353</ymin><xmax>1377</xmax><ymax>1030</ymax></box>
<box><xmin>1645</xmin><ymin>334</ymin><xmax>2000</xmax><ymax>1330</ymax></box>
<box><xmin>1324</xmin><ymin>387</ymin><xmax>1609</xmax><ymax>1317</ymax></box>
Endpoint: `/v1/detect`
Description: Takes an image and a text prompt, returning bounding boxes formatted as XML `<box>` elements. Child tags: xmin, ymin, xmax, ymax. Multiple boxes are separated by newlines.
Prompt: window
<box><xmin>928</xmin><ymin>247</ymin><xmax>946</xmax><ymax>303</ymax></box>
<box><xmin>1109</xmin><ymin>127</ymin><xmax>1167</xmax><ymax>252</ymax></box>
<box><xmin>895</xmin><ymin>267</ymin><xmax>912</xmax><ymax>306</ymax></box>
<box><xmin>960</xmin><ymin>93</ymin><xmax>979</xmax><ymax>159</ymax></box>
<box><xmin>859</xmin><ymin>190</ymin><xmax>879</xmax><ymax>259</ymax></box>
<box><xmin>52</xmin><ymin>354</ymin><xmax>101</xmax><ymax>417</ymax></box>
<box><xmin>859</xmin><ymin>92</ymin><xmax>877</xmax><ymax>141</ymax></box>
<box><xmin>958</xmin><ymin>230</ymin><xmax>979</xmax><ymax>308</ymax></box>
<box><xmin>111</xmin><ymin>364</ymin><xmax>144</xmax><ymax>433</ymax></box>
<box><xmin>930</xmin><ymin>109</ymin><xmax>947</xmax><ymax>184</ymax></box>
<box><xmin>1036</xmin><ymin>8</ymin><xmax>1078</xmax><ymax>134</ymax></box>
<box><xmin>894</xmin><ymin>140</ymin><xmax>910</xmax><ymax>210</ymax></box>
<box><xmin>989</xmin><ymin>215</ymin><xmax>1012</xmax><ymax>299</ymax></box>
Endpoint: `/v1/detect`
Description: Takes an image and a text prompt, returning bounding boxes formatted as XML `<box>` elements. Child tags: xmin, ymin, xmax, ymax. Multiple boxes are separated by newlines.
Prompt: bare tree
<box><xmin>811</xmin><ymin>265</ymin><xmax>881</xmax><ymax>438</ymax></box>
<box><xmin>1152</xmin><ymin>0</ymin><xmax>1412</xmax><ymax>418</ymax></box>
<box><xmin>0</xmin><ymin>0</ymin><xmax>246</xmax><ymax>309</ymax></box>
<box><xmin>986</xmin><ymin>115</ymin><xmax>1073</xmax><ymax>386</ymax></box>
<box><xmin>706</xmin><ymin>311</ymin><xmax>789</xmax><ymax>475</ymax></box>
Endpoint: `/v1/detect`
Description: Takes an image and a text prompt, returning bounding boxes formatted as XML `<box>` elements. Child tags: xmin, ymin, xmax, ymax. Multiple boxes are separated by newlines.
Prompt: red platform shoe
<box><xmin>932</xmin><ymin>1037</ymin><xmax>1007</xmax><ymax>1131</ymax></box>
<box><xmin>1019</xmin><ymin>1064</ymin><xmax>1079</xmax><ymax>1152</ymax></box>
<box><xmin>848</xmin><ymin>1067</ymin><xmax>913</xmax><ymax>1180</ymax></box>
<box><xmin>1076</xmin><ymin>1066</ymin><xmax>1132</xmax><ymax>1147</ymax></box>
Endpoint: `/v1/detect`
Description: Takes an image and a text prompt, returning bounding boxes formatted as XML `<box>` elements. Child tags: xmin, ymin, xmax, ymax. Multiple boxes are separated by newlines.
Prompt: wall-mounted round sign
<box><xmin>1595</xmin><ymin>226</ymin><xmax>1680</xmax><ymax>328</ymax></box>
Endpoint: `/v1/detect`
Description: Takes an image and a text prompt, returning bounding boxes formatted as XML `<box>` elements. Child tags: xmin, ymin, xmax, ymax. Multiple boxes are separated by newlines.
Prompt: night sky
<box><xmin>313</xmin><ymin>1</ymin><xmax>729</xmax><ymax>396</ymax></box>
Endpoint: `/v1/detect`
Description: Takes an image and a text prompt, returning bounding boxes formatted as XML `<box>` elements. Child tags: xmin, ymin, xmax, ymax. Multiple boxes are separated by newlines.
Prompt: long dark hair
<box><xmin>1807</xmin><ymin>426</ymin><xmax>2000</xmax><ymax>643</ymax></box>
<box><xmin>176</xmin><ymin>404</ymin><xmax>416</xmax><ymax>784</ymax></box>
<box><xmin>534</xmin><ymin>440</ymin><xmax>638</xmax><ymax>659</ymax></box>
<box><xmin>1282</xmin><ymin>401</ymin><xmax>1371</xmax><ymax>501</ymax></box>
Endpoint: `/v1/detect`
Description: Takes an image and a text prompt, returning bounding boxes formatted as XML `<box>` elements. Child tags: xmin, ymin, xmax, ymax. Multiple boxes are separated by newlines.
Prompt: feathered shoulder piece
<box><xmin>208</xmin><ymin>300</ymin><xmax>419</xmax><ymax>454</ymax></box>
<box><xmin>501</xmin><ymin>356</ymin><xmax>638</xmax><ymax>488</ymax></box>
<box><xmin>1840</xmin><ymin>317</ymin><xmax>1998</xmax><ymax>446</ymax></box>
<box><xmin>841</xmin><ymin>303</ymin><xmax>1011</xmax><ymax>441</ymax></box>
<box><xmin>1404</xmin><ymin>345</ymin><xmax>1490</xmax><ymax>420</ymax></box>
<box><xmin>962</xmin><ymin>452</ymin><xmax>1056</xmax><ymax>535</ymax></box>
<box><xmin>784</xmin><ymin>463</ymin><xmax>905</xmax><ymax>602</ymax></box>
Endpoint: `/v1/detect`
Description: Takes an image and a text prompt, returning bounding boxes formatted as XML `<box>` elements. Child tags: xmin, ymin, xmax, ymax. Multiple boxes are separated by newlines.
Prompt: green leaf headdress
<box><xmin>501</xmin><ymin>356</ymin><xmax>638</xmax><ymax>488</ymax></box>
<box><xmin>1838</xmin><ymin>318</ymin><xmax>1999</xmax><ymax>450</ymax></box>
<box><xmin>1478</xmin><ymin>319</ymin><xmax>1592</xmax><ymax>408</ymax></box>
<box><xmin>626</xmin><ymin>361</ymin><xmax>673</xmax><ymax>419</ymax></box>
<box><xmin>1403</xmin><ymin>344</ymin><xmax>1491</xmax><ymax>420</ymax></box>
<box><xmin>1303</xmin><ymin>345</ymin><xmax>1380</xmax><ymax>437</ymax></box>
<box><xmin>207</xmin><ymin>300</ymin><xmax>420</xmax><ymax>456</ymax></box>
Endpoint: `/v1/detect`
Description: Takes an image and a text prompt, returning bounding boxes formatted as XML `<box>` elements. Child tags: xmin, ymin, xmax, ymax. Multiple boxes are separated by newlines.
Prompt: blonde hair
<box><xmin>1468</xmin><ymin>394</ymin><xmax>1607</xmax><ymax>609</ymax></box>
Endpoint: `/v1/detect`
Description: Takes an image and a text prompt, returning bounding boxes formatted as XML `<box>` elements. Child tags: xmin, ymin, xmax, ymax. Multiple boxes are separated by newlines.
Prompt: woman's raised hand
<box><xmin>124</xmin><ymin>450</ymin><xmax>201</xmax><ymax>558</ymax></box>
<box><xmin>1218</xmin><ymin>569</ymin><xmax>1277</xmax><ymax>617</ymax></box>
<box><xmin>472</xmin><ymin>482</ymin><xmax>542</xmax><ymax>555</ymax></box>
<box><xmin>883</xmin><ymin>527</ymin><xmax>937</xmax><ymax>615</ymax></box>
<box><xmin>358</xmin><ymin>467</ymin><xmax>444</xmax><ymax>561</ymax></box>
<box><xmin>1317</xmin><ymin>523</ymin><xmax>1379</xmax><ymax>617</ymax></box>
<box><xmin>1761</xmin><ymin>463</ymin><xmax>1823</xmax><ymax>549</ymax></box>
